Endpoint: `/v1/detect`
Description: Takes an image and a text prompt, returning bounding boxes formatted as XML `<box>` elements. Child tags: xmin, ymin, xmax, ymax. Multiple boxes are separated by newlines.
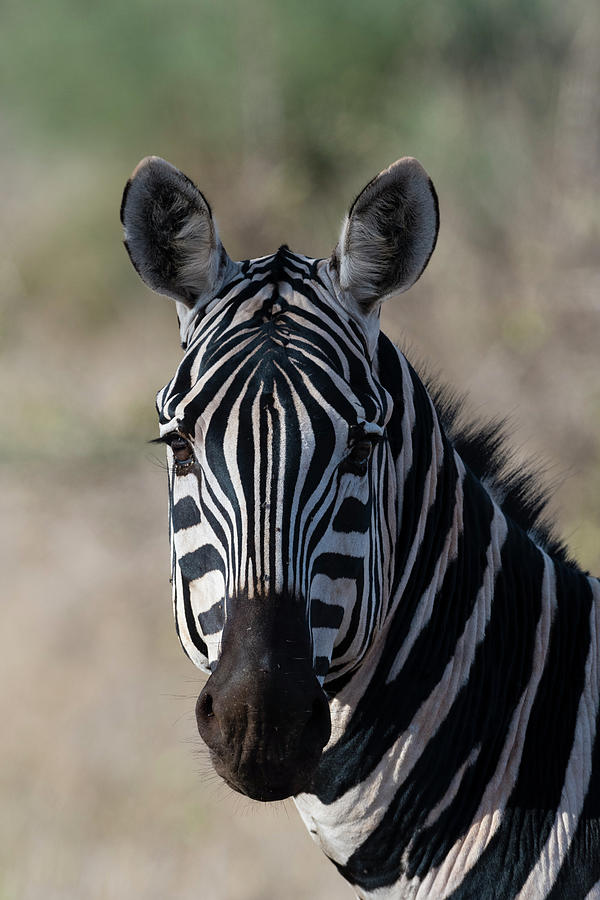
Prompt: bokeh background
<box><xmin>2</xmin><ymin>1</ymin><xmax>600</xmax><ymax>897</ymax></box>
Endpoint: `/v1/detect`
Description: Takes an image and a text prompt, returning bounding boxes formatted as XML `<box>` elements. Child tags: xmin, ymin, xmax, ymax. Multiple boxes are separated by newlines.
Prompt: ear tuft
<box><xmin>334</xmin><ymin>157</ymin><xmax>439</xmax><ymax>309</ymax></box>
<box><xmin>121</xmin><ymin>156</ymin><xmax>230</xmax><ymax>308</ymax></box>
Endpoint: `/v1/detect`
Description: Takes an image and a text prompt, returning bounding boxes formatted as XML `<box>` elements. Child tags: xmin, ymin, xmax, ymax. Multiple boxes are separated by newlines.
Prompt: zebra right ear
<box><xmin>333</xmin><ymin>157</ymin><xmax>439</xmax><ymax>310</ymax></box>
<box><xmin>120</xmin><ymin>157</ymin><xmax>232</xmax><ymax>311</ymax></box>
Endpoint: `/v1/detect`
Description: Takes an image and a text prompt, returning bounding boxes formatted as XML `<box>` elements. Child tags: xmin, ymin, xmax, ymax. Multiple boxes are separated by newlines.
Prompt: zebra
<box><xmin>121</xmin><ymin>155</ymin><xmax>600</xmax><ymax>899</ymax></box>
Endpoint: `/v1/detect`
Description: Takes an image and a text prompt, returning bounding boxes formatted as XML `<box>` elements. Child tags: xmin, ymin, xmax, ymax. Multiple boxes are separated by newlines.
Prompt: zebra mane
<box><xmin>415</xmin><ymin>365</ymin><xmax>579</xmax><ymax>570</ymax></box>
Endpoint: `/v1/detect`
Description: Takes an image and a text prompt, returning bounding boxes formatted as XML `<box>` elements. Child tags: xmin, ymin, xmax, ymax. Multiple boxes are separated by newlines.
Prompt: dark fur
<box><xmin>340</xmin><ymin>159</ymin><xmax>440</xmax><ymax>309</ymax></box>
<box><xmin>121</xmin><ymin>158</ymin><xmax>215</xmax><ymax>305</ymax></box>
<box><xmin>422</xmin><ymin>373</ymin><xmax>577</xmax><ymax>569</ymax></box>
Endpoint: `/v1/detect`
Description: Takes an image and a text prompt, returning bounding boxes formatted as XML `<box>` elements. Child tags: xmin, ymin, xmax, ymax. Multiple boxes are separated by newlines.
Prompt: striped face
<box><xmin>122</xmin><ymin>154</ymin><xmax>438</xmax><ymax>798</ymax></box>
<box><xmin>157</xmin><ymin>249</ymin><xmax>396</xmax><ymax>688</ymax></box>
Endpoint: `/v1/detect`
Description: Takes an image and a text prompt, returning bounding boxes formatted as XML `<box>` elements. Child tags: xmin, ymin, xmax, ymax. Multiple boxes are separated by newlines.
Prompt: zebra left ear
<box><xmin>333</xmin><ymin>158</ymin><xmax>439</xmax><ymax>310</ymax></box>
<box><xmin>121</xmin><ymin>156</ymin><xmax>232</xmax><ymax>311</ymax></box>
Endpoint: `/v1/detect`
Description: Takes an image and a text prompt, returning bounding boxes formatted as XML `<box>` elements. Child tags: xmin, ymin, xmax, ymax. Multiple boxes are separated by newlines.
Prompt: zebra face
<box><xmin>122</xmin><ymin>156</ymin><xmax>438</xmax><ymax>800</ymax></box>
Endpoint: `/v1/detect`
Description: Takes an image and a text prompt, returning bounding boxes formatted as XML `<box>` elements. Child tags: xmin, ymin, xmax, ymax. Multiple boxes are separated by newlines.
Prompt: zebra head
<box><xmin>121</xmin><ymin>156</ymin><xmax>438</xmax><ymax>801</ymax></box>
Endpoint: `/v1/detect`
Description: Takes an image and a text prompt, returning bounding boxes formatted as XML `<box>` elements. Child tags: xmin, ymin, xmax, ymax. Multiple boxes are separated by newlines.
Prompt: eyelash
<box><xmin>155</xmin><ymin>433</ymin><xmax>195</xmax><ymax>470</ymax></box>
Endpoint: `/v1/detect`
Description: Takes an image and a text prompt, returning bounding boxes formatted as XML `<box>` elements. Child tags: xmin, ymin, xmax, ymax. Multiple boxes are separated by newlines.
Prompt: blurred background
<box><xmin>2</xmin><ymin>1</ymin><xmax>599</xmax><ymax>897</ymax></box>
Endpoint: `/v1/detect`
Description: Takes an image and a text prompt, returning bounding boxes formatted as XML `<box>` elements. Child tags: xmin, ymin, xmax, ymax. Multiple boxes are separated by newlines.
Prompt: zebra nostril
<box><xmin>196</xmin><ymin>690</ymin><xmax>215</xmax><ymax>723</ymax></box>
<box><xmin>308</xmin><ymin>692</ymin><xmax>332</xmax><ymax>750</ymax></box>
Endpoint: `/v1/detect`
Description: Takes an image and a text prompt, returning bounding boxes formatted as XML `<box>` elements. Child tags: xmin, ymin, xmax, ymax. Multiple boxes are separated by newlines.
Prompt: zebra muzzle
<box><xmin>194</xmin><ymin>595</ymin><xmax>331</xmax><ymax>801</ymax></box>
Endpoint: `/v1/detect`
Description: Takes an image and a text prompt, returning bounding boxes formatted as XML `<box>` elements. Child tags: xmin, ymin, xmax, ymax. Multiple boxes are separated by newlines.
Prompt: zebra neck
<box><xmin>299</xmin><ymin>439</ymin><xmax>600</xmax><ymax>894</ymax></box>
<box><xmin>295</xmin><ymin>339</ymin><xmax>600</xmax><ymax>894</ymax></box>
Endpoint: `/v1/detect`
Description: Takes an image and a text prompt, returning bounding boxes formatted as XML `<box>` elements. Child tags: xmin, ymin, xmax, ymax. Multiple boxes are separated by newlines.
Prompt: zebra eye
<box><xmin>342</xmin><ymin>437</ymin><xmax>375</xmax><ymax>475</ymax></box>
<box><xmin>350</xmin><ymin>440</ymin><xmax>373</xmax><ymax>465</ymax></box>
<box><xmin>170</xmin><ymin>436</ymin><xmax>194</xmax><ymax>466</ymax></box>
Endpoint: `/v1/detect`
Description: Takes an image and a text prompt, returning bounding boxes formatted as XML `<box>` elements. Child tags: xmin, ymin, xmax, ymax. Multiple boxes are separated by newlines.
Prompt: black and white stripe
<box><xmin>122</xmin><ymin>156</ymin><xmax>600</xmax><ymax>899</ymax></box>
<box><xmin>158</xmin><ymin>248</ymin><xmax>394</xmax><ymax>686</ymax></box>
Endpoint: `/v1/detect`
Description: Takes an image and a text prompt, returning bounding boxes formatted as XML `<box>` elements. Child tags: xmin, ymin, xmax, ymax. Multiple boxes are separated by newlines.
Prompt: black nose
<box><xmin>196</xmin><ymin>665</ymin><xmax>331</xmax><ymax>801</ymax></box>
<box><xmin>194</xmin><ymin>591</ymin><xmax>332</xmax><ymax>800</ymax></box>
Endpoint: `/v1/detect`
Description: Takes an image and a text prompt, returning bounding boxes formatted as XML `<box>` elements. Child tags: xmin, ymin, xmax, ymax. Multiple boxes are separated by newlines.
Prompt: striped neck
<box><xmin>296</xmin><ymin>337</ymin><xmax>600</xmax><ymax>897</ymax></box>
